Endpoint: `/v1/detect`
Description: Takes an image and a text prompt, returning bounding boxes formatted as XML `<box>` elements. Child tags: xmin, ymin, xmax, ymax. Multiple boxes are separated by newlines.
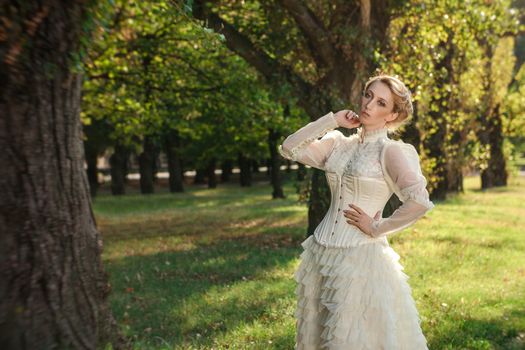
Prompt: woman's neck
<box><xmin>363</xmin><ymin>124</ymin><xmax>387</xmax><ymax>133</ymax></box>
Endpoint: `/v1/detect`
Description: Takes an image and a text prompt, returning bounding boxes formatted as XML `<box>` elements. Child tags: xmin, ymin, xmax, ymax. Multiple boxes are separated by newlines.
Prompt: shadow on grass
<box><xmin>100</xmin><ymin>208</ymin><xmax>305</xmax><ymax>244</ymax></box>
<box><xmin>428</xmin><ymin>309</ymin><xmax>525</xmax><ymax>350</ymax></box>
<box><xmin>105</xmin><ymin>233</ymin><xmax>304</xmax><ymax>348</ymax></box>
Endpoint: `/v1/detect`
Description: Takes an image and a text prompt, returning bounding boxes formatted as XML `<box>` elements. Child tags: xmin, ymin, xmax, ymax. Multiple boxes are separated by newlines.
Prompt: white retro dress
<box><xmin>279</xmin><ymin>111</ymin><xmax>435</xmax><ymax>350</ymax></box>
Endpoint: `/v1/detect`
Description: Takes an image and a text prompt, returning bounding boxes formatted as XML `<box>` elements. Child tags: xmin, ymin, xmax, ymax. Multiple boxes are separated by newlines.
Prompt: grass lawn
<box><xmin>94</xmin><ymin>173</ymin><xmax>525</xmax><ymax>350</ymax></box>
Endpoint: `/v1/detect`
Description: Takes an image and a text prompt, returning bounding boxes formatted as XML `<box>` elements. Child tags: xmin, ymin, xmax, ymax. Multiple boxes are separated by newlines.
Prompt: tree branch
<box><xmin>192</xmin><ymin>2</ymin><xmax>280</xmax><ymax>80</ymax></box>
<box><xmin>278</xmin><ymin>0</ymin><xmax>336</xmax><ymax>69</ymax></box>
<box><xmin>190</xmin><ymin>0</ymin><xmax>331</xmax><ymax>117</ymax></box>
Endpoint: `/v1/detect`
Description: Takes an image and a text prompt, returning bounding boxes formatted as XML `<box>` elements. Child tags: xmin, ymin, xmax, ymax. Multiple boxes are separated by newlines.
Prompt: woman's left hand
<box><xmin>343</xmin><ymin>204</ymin><xmax>381</xmax><ymax>238</ymax></box>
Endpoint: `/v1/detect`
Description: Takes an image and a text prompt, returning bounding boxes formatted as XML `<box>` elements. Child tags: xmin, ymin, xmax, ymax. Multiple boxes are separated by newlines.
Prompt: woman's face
<box><xmin>360</xmin><ymin>80</ymin><xmax>398</xmax><ymax>129</ymax></box>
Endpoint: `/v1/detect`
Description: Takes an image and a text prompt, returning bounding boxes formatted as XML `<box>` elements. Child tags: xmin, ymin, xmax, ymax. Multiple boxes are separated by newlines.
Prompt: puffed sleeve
<box><xmin>371</xmin><ymin>142</ymin><xmax>435</xmax><ymax>238</ymax></box>
<box><xmin>278</xmin><ymin>111</ymin><xmax>342</xmax><ymax>171</ymax></box>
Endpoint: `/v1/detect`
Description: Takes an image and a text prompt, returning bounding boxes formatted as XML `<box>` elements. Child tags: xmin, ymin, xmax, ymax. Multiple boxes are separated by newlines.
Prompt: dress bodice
<box><xmin>315</xmin><ymin>130</ymin><xmax>393</xmax><ymax>247</ymax></box>
<box><xmin>278</xmin><ymin>111</ymin><xmax>435</xmax><ymax>248</ymax></box>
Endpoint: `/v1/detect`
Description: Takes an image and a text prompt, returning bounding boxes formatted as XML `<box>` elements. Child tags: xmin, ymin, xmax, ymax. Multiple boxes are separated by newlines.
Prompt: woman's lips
<box><xmin>360</xmin><ymin>111</ymin><xmax>369</xmax><ymax>117</ymax></box>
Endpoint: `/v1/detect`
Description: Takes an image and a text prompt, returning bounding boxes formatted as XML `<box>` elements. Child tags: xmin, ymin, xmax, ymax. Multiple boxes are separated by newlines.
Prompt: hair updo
<box><xmin>363</xmin><ymin>74</ymin><xmax>414</xmax><ymax>131</ymax></box>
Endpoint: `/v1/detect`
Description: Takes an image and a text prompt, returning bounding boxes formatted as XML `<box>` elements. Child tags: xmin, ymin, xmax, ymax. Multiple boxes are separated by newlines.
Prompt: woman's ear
<box><xmin>386</xmin><ymin>112</ymin><xmax>398</xmax><ymax>122</ymax></box>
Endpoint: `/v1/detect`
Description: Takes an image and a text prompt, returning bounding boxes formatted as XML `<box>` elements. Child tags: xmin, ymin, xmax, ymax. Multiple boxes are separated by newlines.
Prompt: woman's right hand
<box><xmin>334</xmin><ymin>110</ymin><xmax>361</xmax><ymax>129</ymax></box>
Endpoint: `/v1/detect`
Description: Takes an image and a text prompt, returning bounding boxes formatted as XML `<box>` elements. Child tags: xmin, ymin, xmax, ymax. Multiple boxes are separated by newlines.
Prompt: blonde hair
<box><xmin>363</xmin><ymin>74</ymin><xmax>414</xmax><ymax>131</ymax></box>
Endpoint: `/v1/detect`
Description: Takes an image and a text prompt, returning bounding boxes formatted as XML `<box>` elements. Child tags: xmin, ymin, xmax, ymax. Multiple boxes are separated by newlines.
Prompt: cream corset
<box><xmin>314</xmin><ymin>171</ymin><xmax>392</xmax><ymax>248</ymax></box>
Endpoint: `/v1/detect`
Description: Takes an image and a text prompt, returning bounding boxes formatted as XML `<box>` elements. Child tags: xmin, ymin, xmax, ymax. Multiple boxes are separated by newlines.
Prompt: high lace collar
<box><xmin>356</xmin><ymin>126</ymin><xmax>389</xmax><ymax>143</ymax></box>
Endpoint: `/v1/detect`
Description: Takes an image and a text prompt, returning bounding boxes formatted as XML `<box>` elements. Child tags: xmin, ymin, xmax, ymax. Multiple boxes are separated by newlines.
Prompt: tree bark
<box><xmin>268</xmin><ymin>128</ymin><xmax>285</xmax><ymax>199</ymax></box>
<box><xmin>165</xmin><ymin>129</ymin><xmax>184</xmax><ymax>192</ymax></box>
<box><xmin>0</xmin><ymin>2</ymin><xmax>126</xmax><ymax>349</ymax></box>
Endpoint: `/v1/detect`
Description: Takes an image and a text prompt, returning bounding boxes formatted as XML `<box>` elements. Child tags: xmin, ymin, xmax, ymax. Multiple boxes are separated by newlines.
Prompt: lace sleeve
<box><xmin>278</xmin><ymin>111</ymin><xmax>341</xmax><ymax>170</ymax></box>
<box><xmin>371</xmin><ymin>142</ymin><xmax>435</xmax><ymax>237</ymax></box>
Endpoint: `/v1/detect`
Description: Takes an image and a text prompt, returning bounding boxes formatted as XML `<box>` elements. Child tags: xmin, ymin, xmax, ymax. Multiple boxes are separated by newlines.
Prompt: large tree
<box><xmin>190</xmin><ymin>0</ymin><xmax>398</xmax><ymax>234</ymax></box>
<box><xmin>0</xmin><ymin>1</ymin><xmax>125</xmax><ymax>348</ymax></box>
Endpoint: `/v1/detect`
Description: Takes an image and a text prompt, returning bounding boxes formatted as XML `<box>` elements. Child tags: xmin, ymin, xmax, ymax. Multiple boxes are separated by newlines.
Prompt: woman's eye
<box><xmin>379</xmin><ymin>102</ymin><xmax>385</xmax><ymax>107</ymax></box>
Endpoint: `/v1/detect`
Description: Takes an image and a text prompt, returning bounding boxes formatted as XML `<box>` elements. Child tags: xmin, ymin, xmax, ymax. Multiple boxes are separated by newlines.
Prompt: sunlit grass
<box><xmin>95</xmin><ymin>174</ymin><xmax>525</xmax><ymax>349</ymax></box>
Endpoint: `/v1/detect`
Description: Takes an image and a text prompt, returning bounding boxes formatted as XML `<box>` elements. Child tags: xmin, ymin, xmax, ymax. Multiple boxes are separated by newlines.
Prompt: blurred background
<box><xmin>2</xmin><ymin>0</ymin><xmax>524</xmax><ymax>349</ymax></box>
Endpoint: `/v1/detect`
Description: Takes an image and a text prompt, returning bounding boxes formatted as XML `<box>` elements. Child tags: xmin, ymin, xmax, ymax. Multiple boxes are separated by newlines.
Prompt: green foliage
<box><xmin>380</xmin><ymin>0</ymin><xmax>521</xmax><ymax>187</ymax></box>
<box><xmin>82</xmin><ymin>0</ymin><xmax>299</xmax><ymax>168</ymax></box>
<box><xmin>504</xmin><ymin>63</ymin><xmax>525</xmax><ymax>138</ymax></box>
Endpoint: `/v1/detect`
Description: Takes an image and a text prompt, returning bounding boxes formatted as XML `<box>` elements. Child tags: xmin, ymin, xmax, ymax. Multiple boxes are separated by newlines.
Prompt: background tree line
<box><xmin>83</xmin><ymin>0</ymin><xmax>524</xmax><ymax>232</ymax></box>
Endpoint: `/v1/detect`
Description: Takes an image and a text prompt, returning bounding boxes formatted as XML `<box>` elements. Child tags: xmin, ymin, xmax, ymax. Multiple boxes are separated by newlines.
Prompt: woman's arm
<box><xmin>370</xmin><ymin>143</ymin><xmax>435</xmax><ymax>237</ymax></box>
<box><xmin>278</xmin><ymin>111</ymin><xmax>341</xmax><ymax>170</ymax></box>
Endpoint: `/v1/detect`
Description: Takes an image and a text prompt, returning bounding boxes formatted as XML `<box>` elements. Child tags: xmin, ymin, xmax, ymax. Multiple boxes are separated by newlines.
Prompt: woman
<box><xmin>279</xmin><ymin>74</ymin><xmax>434</xmax><ymax>349</ymax></box>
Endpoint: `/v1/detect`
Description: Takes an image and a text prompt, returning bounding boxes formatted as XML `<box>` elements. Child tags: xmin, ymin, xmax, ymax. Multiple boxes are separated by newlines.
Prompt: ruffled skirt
<box><xmin>294</xmin><ymin>235</ymin><xmax>429</xmax><ymax>350</ymax></box>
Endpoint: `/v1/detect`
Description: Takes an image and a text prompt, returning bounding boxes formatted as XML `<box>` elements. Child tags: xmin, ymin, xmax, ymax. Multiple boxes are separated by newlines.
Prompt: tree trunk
<box><xmin>238</xmin><ymin>153</ymin><xmax>252</xmax><ymax>187</ymax></box>
<box><xmin>123</xmin><ymin>150</ymin><xmax>131</xmax><ymax>184</ymax></box>
<box><xmin>443</xmin><ymin>41</ymin><xmax>469</xmax><ymax>195</ymax></box>
<box><xmin>194</xmin><ymin>167</ymin><xmax>206</xmax><ymax>184</ymax></box>
<box><xmin>285</xmin><ymin>159</ymin><xmax>292</xmax><ymax>173</ymax></box>
<box><xmin>0</xmin><ymin>2</ymin><xmax>126</xmax><ymax>349</ymax></box>
<box><xmin>220</xmin><ymin>159</ymin><xmax>233</xmax><ymax>182</ymax></box>
<box><xmin>488</xmin><ymin>106</ymin><xmax>507</xmax><ymax>187</ymax></box>
<box><xmin>165</xmin><ymin>130</ymin><xmax>184</xmax><ymax>192</ymax></box>
<box><xmin>152</xmin><ymin>146</ymin><xmax>161</xmax><ymax>184</ymax></box>
<box><xmin>138</xmin><ymin>136</ymin><xmax>155</xmax><ymax>194</ymax></box>
<box><xmin>446</xmin><ymin>116</ymin><xmax>467</xmax><ymax>194</ymax></box>
<box><xmin>265</xmin><ymin>158</ymin><xmax>272</xmax><ymax>176</ymax></box>
<box><xmin>402</xmin><ymin>100</ymin><xmax>422</xmax><ymax>150</ymax></box>
<box><xmin>251</xmin><ymin>159</ymin><xmax>260</xmax><ymax>173</ymax></box>
<box><xmin>180</xmin><ymin>159</ymin><xmax>186</xmax><ymax>182</ymax></box>
<box><xmin>296</xmin><ymin>163</ymin><xmax>307</xmax><ymax>181</ymax></box>
<box><xmin>425</xmin><ymin>117</ymin><xmax>448</xmax><ymax>200</ymax></box>
<box><xmin>207</xmin><ymin>158</ymin><xmax>217</xmax><ymax>188</ymax></box>
<box><xmin>83</xmin><ymin>118</ymin><xmax>111</xmax><ymax>198</ymax></box>
<box><xmin>424</xmin><ymin>38</ymin><xmax>453</xmax><ymax>201</ymax></box>
<box><xmin>268</xmin><ymin>128</ymin><xmax>285</xmax><ymax>198</ymax></box>
<box><xmin>480</xmin><ymin>104</ymin><xmax>508</xmax><ymax>188</ymax></box>
<box><xmin>110</xmin><ymin>143</ymin><xmax>127</xmax><ymax>195</ymax></box>
<box><xmin>476</xmin><ymin>39</ymin><xmax>509</xmax><ymax>190</ymax></box>
<box><xmin>307</xmin><ymin>169</ymin><xmax>330</xmax><ymax>236</ymax></box>
<box><xmin>447</xmin><ymin>161</ymin><xmax>464</xmax><ymax>193</ymax></box>
<box><xmin>85</xmin><ymin>145</ymin><xmax>99</xmax><ymax>197</ymax></box>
